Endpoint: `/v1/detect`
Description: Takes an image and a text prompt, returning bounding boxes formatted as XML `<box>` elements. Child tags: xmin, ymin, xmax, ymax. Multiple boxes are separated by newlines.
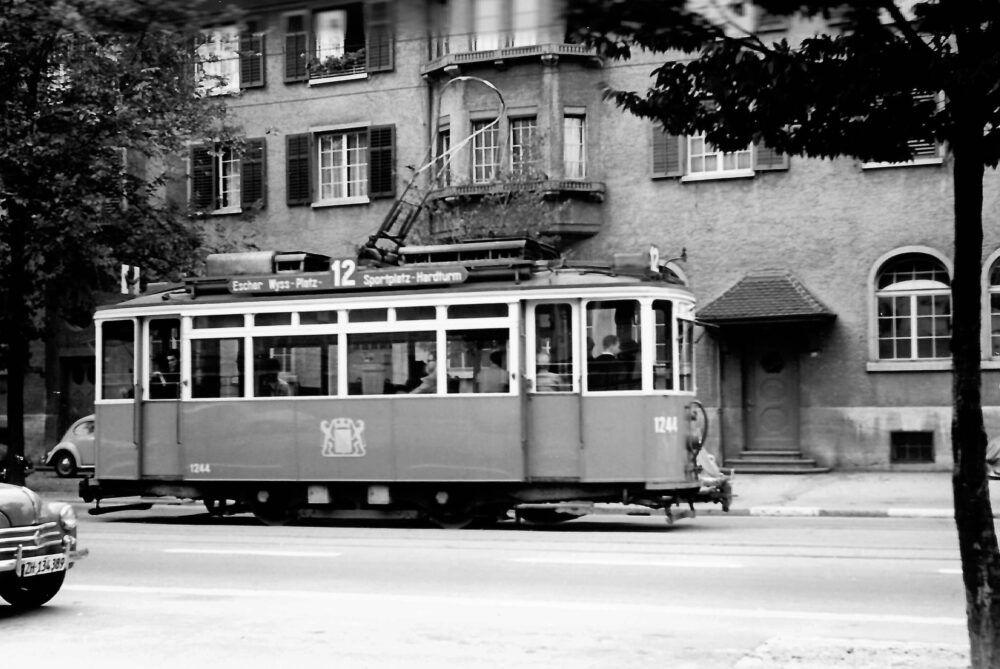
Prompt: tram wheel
<box><xmin>427</xmin><ymin>507</ymin><xmax>479</xmax><ymax>530</ymax></box>
<box><xmin>251</xmin><ymin>490</ymin><xmax>296</xmax><ymax>526</ymax></box>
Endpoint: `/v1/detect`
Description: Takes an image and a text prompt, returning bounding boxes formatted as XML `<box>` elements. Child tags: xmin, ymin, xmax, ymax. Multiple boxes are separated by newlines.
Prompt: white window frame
<box><xmin>563</xmin><ymin>115</ymin><xmax>586</xmax><ymax>180</ymax></box>
<box><xmin>984</xmin><ymin>249</ymin><xmax>1000</xmax><ymax>364</ymax></box>
<box><xmin>867</xmin><ymin>247</ymin><xmax>954</xmax><ymax>372</ymax></box>
<box><xmin>316</xmin><ymin>129</ymin><xmax>369</xmax><ymax>205</ymax></box>
<box><xmin>510</xmin><ymin>116</ymin><xmax>537</xmax><ymax>174</ymax></box>
<box><xmin>216</xmin><ymin>147</ymin><xmax>242</xmax><ymax>213</ymax></box>
<box><xmin>682</xmin><ymin>133</ymin><xmax>753</xmax><ymax>181</ymax></box>
<box><xmin>196</xmin><ymin>25</ymin><xmax>240</xmax><ymax>96</ymax></box>
<box><xmin>471</xmin><ymin>119</ymin><xmax>500</xmax><ymax>184</ymax></box>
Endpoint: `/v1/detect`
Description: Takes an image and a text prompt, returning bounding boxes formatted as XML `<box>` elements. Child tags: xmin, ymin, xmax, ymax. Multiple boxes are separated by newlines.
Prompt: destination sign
<box><xmin>228</xmin><ymin>259</ymin><xmax>469</xmax><ymax>295</ymax></box>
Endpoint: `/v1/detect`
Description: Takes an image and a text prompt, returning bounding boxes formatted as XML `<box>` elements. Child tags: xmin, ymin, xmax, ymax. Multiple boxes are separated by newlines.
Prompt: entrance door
<box><xmin>525</xmin><ymin>302</ymin><xmax>581</xmax><ymax>479</ymax></box>
<box><xmin>96</xmin><ymin>319</ymin><xmax>140</xmax><ymax>479</ymax></box>
<box><xmin>744</xmin><ymin>336</ymin><xmax>800</xmax><ymax>452</ymax></box>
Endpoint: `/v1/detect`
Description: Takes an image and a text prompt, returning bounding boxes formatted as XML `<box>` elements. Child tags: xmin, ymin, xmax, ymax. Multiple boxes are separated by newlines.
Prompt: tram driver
<box><xmin>151</xmin><ymin>349</ymin><xmax>180</xmax><ymax>399</ymax></box>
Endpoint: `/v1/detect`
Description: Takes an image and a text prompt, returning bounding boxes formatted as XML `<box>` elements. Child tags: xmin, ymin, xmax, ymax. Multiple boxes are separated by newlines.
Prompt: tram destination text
<box><xmin>229</xmin><ymin>262</ymin><xmax>468</xmax><ymax>295</ymax></box>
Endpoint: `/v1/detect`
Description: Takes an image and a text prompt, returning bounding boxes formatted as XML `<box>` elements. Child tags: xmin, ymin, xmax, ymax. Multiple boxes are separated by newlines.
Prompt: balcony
<box><xmin>308</xmin><ymin>46</ymin><xmax>367</xmax><ymax>85</ymax></box>
<box><xmin>421</xmin><ymin>38</ymin><xmax>600</xmax><ymax>77</ymax></box>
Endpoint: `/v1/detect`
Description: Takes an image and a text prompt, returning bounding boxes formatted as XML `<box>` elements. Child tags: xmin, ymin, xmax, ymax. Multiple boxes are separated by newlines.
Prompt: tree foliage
<box><xmin>0</xmin><ymin>0</ymin><xmax>250</xmax><ymax>480</ymax></box>
<box><xmin>566</xmin><ymin>0</ymin><xmax>1000</xmax><ymax>664</ymax></box>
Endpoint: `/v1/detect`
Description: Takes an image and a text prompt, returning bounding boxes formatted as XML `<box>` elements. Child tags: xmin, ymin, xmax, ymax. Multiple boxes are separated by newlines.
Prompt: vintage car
<box><xmin>0</xmin><ymin>479</ymin><xmax>87</xmax><ymax>608</ymax></box>
<box><xmin>44</xmin><ymin>414</ymin><xmax>95</xmax><ymax>478</ymax></box>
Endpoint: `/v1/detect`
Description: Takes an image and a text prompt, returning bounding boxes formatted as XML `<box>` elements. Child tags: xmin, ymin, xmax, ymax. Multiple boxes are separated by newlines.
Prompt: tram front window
<box><xmin>101</xmin><ymin>320</ymin><xmax>134</xmax><ymax>400</ymax></box>
<box><xmin>586</xmin><ymin>300</ymin><xmax>643</xmax><ymax>391</ymax></box>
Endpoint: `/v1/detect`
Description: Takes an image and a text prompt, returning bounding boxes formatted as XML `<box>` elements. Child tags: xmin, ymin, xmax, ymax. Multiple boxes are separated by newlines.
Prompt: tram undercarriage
<box><xmin>79</xmin><ymin>477</ymin><xmax>728</xmax><ymax>528</ymax></box>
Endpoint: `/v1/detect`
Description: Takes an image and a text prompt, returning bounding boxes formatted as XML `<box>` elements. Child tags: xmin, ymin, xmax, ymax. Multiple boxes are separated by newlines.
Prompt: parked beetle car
<box><xmin>0</xmin><ymin>461</ymin><xmax>87</xmax><ymax>608</ymax></box>
<box><xmin>44</xmin><ymin>415</ymin><xmax>95</xmax><ymax>478</ymax></box>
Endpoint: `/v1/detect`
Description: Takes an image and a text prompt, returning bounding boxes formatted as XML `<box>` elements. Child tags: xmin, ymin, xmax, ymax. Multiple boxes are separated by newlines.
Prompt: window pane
<box><xmin>149</xmin><ymin>319</ymin><xmax>180</xmax><ymax>400</ymax></box>
<box><xmin>254</xmin><ymin>313</ymin><xmax>292</xmax><ymax>327</ymax></box>
<box><xmin>653</xmin><ymin>300</ymin><xmax>674</xmax><ymax>390</ymax></box>
<box><xmin>299</xmin><ymin>311</ymin><xmax>338</xmax><ymax>325</ymax></box>
<box><xmin>192</xmin><ymin>338</ymin><xmax>244</xmax><ymax>398</ymax></box>
<box><xmin>397</xmin><ymin>306</ymin><xmax>437</xmax><ymax>321</ymax></box>
<box><xmin>586</xmin><ymin>300</ymin><xmax>641</xmax><ymax>391</ymax></box>
<box><xmin>253</xmin><ymin>335</ymin><xmax>338</xmax><ymax>397</ymax></box>
<box><xmin>448</xmin><ymin>303</ymin><xmax>508</xmax><ymax>319</ymax></box>
<box><xmin>447</xmin><ymin>328</ymin><xmax>509</xmax><ymax>394</ymax></box>
<box><xmin>534</xmin><ymin>303</ymin><xmax>574</xmax><ymax>393</ymax></box>
<box><xmin>347</xmin><ymin>332</ymin><xmax>435</xmax><ymax>395</ymax></box>
<box><xmin>349</xmin><ymin>308</ymin><xmax>389</xmax><ymax>322</ymax></box>
<box><xmin>193</xmin><ymin>314</ymin><xmax>244</xmax><ymax>329</ymax></box>
<box><xmin>101</xmin><ymin>320</ymin><xmax>134</xmax><ymax>399</ymax></box>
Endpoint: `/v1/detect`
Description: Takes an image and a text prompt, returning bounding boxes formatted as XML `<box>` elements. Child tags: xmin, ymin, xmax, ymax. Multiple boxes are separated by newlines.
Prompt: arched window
<box><xmin>988</xmin><ymin>260</ymin><xmax>1000</xmax><ymax>357</ymax></box>
<box><xmin>876</xmin><ymin>254</ymin><xmax>951</xmax><ymax>360</ymax></box>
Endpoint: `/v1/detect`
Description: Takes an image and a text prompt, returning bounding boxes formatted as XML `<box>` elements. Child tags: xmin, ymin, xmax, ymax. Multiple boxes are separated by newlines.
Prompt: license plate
<box><xmin>18</xmin><ymin>554</ymin><xmax>67</xmax><ymax>578</ymax></box>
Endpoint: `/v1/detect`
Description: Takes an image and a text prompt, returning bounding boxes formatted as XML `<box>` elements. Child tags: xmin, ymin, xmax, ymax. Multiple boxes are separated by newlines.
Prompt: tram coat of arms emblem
<box><xmin>320</xmin><ymin>417</ymin><xmax>366</xmax><ymax>457</ymax></box>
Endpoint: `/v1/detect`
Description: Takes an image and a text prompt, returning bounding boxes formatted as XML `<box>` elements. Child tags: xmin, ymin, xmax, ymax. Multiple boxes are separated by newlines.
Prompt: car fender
<box><xmin>46</xmin><ymin>442</ymin><xmax>81</xmax><ymax>466</ymax></box>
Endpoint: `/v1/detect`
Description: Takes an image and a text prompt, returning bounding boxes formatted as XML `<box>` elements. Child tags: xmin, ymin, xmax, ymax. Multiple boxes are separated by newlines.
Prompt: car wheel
<box><xmin>53</xmin><ymin>452</ymin><xmax>77</xmax><ymax>478</ymax></box>
<box><xmin>0</xmin><ymin>571</ymin><xmax>66</xmax><ymax>609</ymax></box>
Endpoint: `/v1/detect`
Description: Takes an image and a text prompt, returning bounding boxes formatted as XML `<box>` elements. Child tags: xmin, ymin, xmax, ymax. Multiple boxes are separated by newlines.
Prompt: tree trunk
<box><xmin>3</xmin><ymin>200</ymin><xmax>28</xmax><ymax>486</ymax></box>
<box><xmin>950</xmin><ymin>129</ymin><xmax>1000</xmax><ymax>667</ymax></box>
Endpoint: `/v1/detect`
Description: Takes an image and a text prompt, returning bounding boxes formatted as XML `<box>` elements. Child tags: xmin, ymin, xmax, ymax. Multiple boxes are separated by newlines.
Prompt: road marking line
<box><xmin>62</xmin><ymin>584</ymin><xmax>965</xmax><ymax>626</ymax></box>
<box><xmin>164</xmin><ymin>548</ymin><xmax>342</xmax><ymax>558</ymax></box>
<box><xmin>513</xmin><ymin>555</ymin><xmax>743</xmax><ymax>568</ymax></box>
<box><xmin>937</xmin><ymin>568</ymin><xmax>962</xmax><ymax>575</ymax></box>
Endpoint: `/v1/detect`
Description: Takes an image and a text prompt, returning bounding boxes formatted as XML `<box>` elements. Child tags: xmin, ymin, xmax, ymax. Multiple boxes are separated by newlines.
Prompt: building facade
<box><xmin>10</xmin><ymin>0</ymin><xmax>1000</xmax><ymax>471</ymax></box>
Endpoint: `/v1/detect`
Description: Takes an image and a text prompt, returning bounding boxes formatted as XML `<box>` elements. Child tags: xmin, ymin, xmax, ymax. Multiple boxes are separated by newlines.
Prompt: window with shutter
<box><xmin>286</xmin><ymin>134</ymin><xmax>312</xmax><ymax>205</ymax></box>
<box><xmin>241</xmin><ymin>138</ymin><xmax>266</xmax><ymax>208</ymax></box>
<box><xmin>239</xmin><ymin>28</ymin><xmax>265</xmax><ymax>89</ymax></box>
<box><xmin>651</xmin><ymin>128</ymin><xmax>685</xmax><ymax>178</ymax></box>
<box><xmin>863</xmin><ymin>91</ymin><xmax>944</xmax><ymax>169</ymax></box>
<box><xmin>284</xmin><ymin>14</ymin><xmax>309</xmax><ymax>83</ymax></box>
<box><xmin>191</xmin><ymin>145</ymin><xmax>216</xmax><ymax>210</ymax></box>
<box><xmin>368</xmin><ymin>125</ymin><xmax>396</xmax><ymax>198</ymax></box>
<box><xmin>365</xmin><ymin>1</ymin><xmax>394</xmax><ymax>73</ymax></box>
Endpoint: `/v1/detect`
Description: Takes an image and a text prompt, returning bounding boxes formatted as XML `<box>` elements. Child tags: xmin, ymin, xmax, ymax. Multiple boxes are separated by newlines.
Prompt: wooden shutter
<box><xmin>753</xmin><ymin>141</ymin><xmax>790</xmax><ymax>171</ymax></box>
<box><xmin>368</xmin><ymin>125</ymin><xmax>396</xmax><ymax>198</ymax></box>
<box><xmin>651</xmin><ymin>127</ymin><xmax>685</xmax><ymax>178</ymax></box>
<box><xmin>284</xmin><ymin>14</ymin><xmax>309</xmax><ymax>83</ymax></box>
<box><xmin>286</xmin><ymin>133</ymin><xmax>312</xmax><ymax>206</ymax></box>
<box><xmin>241</xmin><ymin>138</ymin><xmax>266</xmax><ymax>208</ymax></box>
<box><xmin>190</xmin><ymin>144</ymin><xmax>216</xmax><ymax>210</ymax></box>
<box><xmin>239</xmin><ymin>31</ymin><xmax>265</xmax><ymax>89</ymax></box>
<box><xmin>365</xmin><ymin>1</ymin><xmax>394</xmax><ymax>73</ymax></box>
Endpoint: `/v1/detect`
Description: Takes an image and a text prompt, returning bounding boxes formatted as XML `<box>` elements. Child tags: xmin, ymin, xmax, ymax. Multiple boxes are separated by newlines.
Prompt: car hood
<box><xmin>0</xmin><ymin>482</ymin><xmax>41</xmax><ymax>526</ymax></box>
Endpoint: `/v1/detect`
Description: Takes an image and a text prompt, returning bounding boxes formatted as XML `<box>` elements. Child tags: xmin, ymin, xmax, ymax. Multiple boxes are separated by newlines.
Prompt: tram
<box><xmin>80</xmin><ymin>236</ymin><xmax>729</xmax><ymax>527</ymax></box>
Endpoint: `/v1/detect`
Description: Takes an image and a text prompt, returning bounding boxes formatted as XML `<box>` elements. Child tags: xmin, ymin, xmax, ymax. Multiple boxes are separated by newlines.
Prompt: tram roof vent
<box><xmin>398</xmin><ymin>237</ymin><xmax>559</xmax><ymax>268</ymax></box>
<box><xmin>205</xmin><ymin>251</ymin><xmax>331</xmax><ymax>277</ymax></box>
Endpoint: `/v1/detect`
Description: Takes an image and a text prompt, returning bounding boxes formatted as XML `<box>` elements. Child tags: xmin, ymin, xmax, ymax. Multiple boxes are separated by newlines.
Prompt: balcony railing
<box><xmin>308</xmin><ymin>45</ymin><xmax>367</xmax><ymax>84</ymax></box>
<box><xmin>428</xmin><ymin>178</ymin><xmax>606</xmax><ymax>202</ymax></box>
<box><xmin>421</xmin><ymin>38</ymin><xmax>599</xmax><ymax>76</ymax></box>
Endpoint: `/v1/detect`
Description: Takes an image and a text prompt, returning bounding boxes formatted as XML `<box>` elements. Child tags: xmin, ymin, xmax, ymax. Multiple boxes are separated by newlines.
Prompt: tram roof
<box><xmin>97</xmin><ymin>240</ymin><xmax>692</xmax><ymax>314</ymax></box>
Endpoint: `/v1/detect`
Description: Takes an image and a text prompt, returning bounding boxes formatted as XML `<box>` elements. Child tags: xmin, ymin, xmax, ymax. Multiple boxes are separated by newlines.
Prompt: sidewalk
<box><xmin>25</xmin><ymin>469</ymin><xmax>983</xmax><ymax>519</ymax></box>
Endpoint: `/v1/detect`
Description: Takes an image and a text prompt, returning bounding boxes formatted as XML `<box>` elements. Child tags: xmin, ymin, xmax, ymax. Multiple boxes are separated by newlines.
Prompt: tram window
<box><xmin>446</xmin><ymin>328</ymin><xmax>509</xmax><ymax>394</ymax></box>
<box><xmin>533</xmin><ymin>303</ymin><xmax>573</xmax><ymax>392</ymax></box>
<box><xmin>191</xmin><ymin>338</ymin><xmax>244</xmax><ymax>398</ymax></box>
<box><xmin>396</xmin><ymin>306</ymin><xmax>437</xmax><ymax>321</ymax></box>
<box><xmin>586</xmin><ymin>300</ymin><xmax>643</xmax><ymax>391</ymax></box>
<box><xmin>653</xmin><ymin>300</ymin><xmax>674</xmax><ymax>390</ymax></box>
<box><xmin>300</xmin><ymin>310</ymin><xmax>338</xmax><ymax>325</ymax></box>
<box><xmin>254</xmin><ymin>313</ymin><xmax>292</xmax><ymax>327</ymax></box>
<box><xmin>349</xmin><ymin>308</ymin><xmax>389</xmax><ymax>323</ymax></box>
<box><xmin>100</xmin><ymin>320</ymin><xmax>134</xmax><ymax>399</ymax></box>
<box><xmin>193</xmin><ymin>314</ymin><xmax>244</xmax><ymax>329</ymax></box>
<box><xmin>252</xmin><ymin>335</ymin><xmax>337</xmax><ymax>396</ymax></box>
<box><xmin>679</xmin><ymin>319</ymin><xmax>695</xmax><ymax>391</ymax></box>
<box><xmin>448</xmin><ymin>303</ymin><xmax>508</xmax><ymax>319</ymax></box>
<box><xmin>347</xmin><ymin>332</ymin><xmax>435</xmax><ymax>395</ymax></box>
<box><xmin>148</xmin><ymin>318</ymin><xmax>180</xmax><ymax>400</ymax></box>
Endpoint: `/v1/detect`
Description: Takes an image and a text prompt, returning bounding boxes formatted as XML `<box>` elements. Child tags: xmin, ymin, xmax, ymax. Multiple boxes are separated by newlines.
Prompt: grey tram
<box><xmin>82</xmin><ymin>239</ymin><xmax>726</xmax><ymax>527</ymax></box>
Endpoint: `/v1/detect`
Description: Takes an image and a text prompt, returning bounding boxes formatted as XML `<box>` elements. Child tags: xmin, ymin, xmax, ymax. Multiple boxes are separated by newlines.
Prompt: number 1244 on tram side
<box><xmin>81</xmin><ymin>239</ymin><xmax>731</xmax><ymax>528</ymax></box>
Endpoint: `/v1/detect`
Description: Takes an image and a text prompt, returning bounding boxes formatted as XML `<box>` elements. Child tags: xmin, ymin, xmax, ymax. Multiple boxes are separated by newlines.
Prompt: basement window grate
<box><xmin>890</xmin><ymin>431</ymin><xmax>934</xmax><ymax>464</ymax></box>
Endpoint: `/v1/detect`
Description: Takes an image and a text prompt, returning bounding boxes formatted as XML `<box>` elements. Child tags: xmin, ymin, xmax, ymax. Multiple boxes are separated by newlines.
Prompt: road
<box><xmin>1</xmin><ymin>507</ymin><xmax>971</xmax><ymax>668</ymax></box>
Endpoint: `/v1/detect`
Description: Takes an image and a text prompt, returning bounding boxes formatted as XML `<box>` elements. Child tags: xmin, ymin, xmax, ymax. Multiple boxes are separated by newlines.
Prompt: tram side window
<box><xmin>679</xmin><ymin>319</ymin><xmax>695</xmax><ymax>391</ymax></box>
<box><xmin>586</xmin><ymin>300</ymin><xmax>643</xmax><ymax>391</ymax></box>
<box><xmin>101</xmin><ymin>320</ymin><xmax>135</xmax><ymax>399</ymax></box>
<box><xmin>534</xmin><ymin>303</ymin><xmax>573</xmax><ymax>392</ymax></box>
<box><xmin>347</xmin><ymin>332</ymin><xmax>435</xmax><ymax>395</ymax></box>
<box><xmin>252</xmin><ymin>335</ymin><xmax>337</xmax><ymax>397</ymax></box>
<box><xmin>192</xmin><ymin>338</ymin><xmax>244</xmax><ymax>398</ymax></box>
<box><xmin>653</xmin><ymin>300</ymin><xmax>674</xmax><ymax>390</ymax></box>
<box><xmin>446</xmin><ymin>328</ymin><xmax>509</xmax><ymax>394</ymax></box>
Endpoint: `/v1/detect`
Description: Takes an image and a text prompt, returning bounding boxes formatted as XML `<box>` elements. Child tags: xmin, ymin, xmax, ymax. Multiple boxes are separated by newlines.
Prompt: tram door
<box><xmin>526</xmin><ymin>302</ymin><xmax>581</xmax><ymax>479</ymax></box>
<box><xmin>96</xmin><ymin>319</ymin><xmax>139</xmax><ymax>479</ymax></box>
<box><xmin>142</xmin><ymin>317</ymin><xmax>183</xmax><ymax>477</ymax></box>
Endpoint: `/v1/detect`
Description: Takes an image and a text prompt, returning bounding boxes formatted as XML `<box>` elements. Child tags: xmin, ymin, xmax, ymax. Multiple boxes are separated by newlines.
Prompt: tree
<box><xmin>0</xmin><ymin>0</ymin><xmax>248</xmax><ymax>484</ymax></box>
<box><xmin>568</xmin><ymin>0</ymin><xmax>1000</xmax><ymax>663</ymax></box>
